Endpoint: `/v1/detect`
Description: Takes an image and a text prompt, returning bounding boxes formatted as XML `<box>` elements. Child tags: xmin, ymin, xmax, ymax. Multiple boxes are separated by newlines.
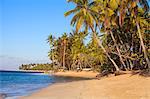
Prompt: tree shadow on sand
<box><xmin>52</xmin><ymin>75</ymin><xmax>96</xmax><ymax>84</ymax></box>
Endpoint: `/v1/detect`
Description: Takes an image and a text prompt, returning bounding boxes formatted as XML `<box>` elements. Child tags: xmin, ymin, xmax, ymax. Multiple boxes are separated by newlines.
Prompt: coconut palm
<box><xmin>65</xmin><ymin>0</ymin><xmax>120</xmax><ymax>71</ymax></box>
<box><xmin>91</xmin><ymin>0</ymin><xmax>127</xmax><ymax>70</ymax></box>
<box><xmin>110</xmin><ymin>0</ymin><xmax>150</xmax><ymax>69</ymax></box>
<box><xmin>61</xmin><ymin>33</ymin><xmax>68</xmax><ymax>70</ymax></box>
<box><xmin>47</xmin><ymin>34</ymin><xmax>55</xmax><ymax>67</ymax></box>
<box><xmin>133</xmin><ymin>0</ymin><xmax>150</xmax><ymax>68</ymax></box>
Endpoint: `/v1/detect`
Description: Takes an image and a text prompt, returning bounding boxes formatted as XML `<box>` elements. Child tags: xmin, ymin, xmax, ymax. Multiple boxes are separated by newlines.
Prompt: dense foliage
<box><xmin>47</xmin><ymin>0</ymin><xmax>150</xmax><ymax>74</ymax></box>
<box><xmin>19</xmin><ymin>63</ymin><xmax>53</xmax><ymax>71</ymax></box>
<box><xmin>20</xmin><ymin>0</ymin><xmax>149</xmax><ymax>75</ymax></box>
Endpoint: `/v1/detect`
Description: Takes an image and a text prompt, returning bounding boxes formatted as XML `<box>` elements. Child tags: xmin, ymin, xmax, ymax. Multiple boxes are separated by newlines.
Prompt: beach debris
<box><xmin>96</xmin><ymin>70</ymin><xmax>110</xmax><ymax>79</ymax></box>
<box><xmin>139</xmin><ymin>69</ymin><xmax>150</xmax><ymax>77</ymax></box>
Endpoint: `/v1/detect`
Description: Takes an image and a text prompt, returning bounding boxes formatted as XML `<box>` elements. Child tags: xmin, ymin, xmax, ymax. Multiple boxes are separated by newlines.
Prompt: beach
<box><xmin>21</xmin><ymin>71</ymin><xmax>150</xmax><ymax>99</ymax></box>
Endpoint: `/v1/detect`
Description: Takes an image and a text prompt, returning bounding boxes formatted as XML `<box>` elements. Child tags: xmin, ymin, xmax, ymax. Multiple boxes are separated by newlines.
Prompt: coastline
<box><xmin>21</xmin><ymin>71</ymin><xmax>150</xmax><ymax>99</ymax></box>
<box><xmin>0</xmin><ymin>70</ymin><xmax>45</xmax><ymax>73</ymax></box>
<box><xmin>0</xmin><ymin>70</ymin><xmax>53</xmax><ymax>99</ymax></box>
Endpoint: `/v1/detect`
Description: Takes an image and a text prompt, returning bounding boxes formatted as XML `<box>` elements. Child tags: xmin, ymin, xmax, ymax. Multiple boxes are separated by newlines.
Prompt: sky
<box><xmin>0</xmin><ymin>0</ymin><xmax>74</xmax><ymax>70</ymax></box>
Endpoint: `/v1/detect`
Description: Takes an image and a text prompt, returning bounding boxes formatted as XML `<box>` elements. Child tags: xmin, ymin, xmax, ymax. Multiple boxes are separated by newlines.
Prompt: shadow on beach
<box><xmin>52</xmin><ymin>75</ymin><xmax>96</xmax><ymax>84</ymax></box>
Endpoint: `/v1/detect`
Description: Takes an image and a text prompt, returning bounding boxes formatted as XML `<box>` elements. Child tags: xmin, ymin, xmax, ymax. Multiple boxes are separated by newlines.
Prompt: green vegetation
<box><xmin>20</xmin><ymin>0</ymin><xmax>150</xmax><ymax>76</ymax></box>
<box><xmin>47</xmin><ymin>0</ymin><xmax>150</xmax><ymax>75</ymax></box>
<box><xmin>19</xmin><ymin>63</ymin><xmax>53</xmax><ymax>71</ymax></box>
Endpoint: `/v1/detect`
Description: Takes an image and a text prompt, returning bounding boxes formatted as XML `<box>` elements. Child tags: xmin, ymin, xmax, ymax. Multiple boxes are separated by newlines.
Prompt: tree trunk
<box><xmin>52</xmin><ymin>49</ymin><xmax>55</xmax><ymax>68</ymax></box>
<box><xmin>63</xmin><ymin>41</ymin><xmax>66</xmax><ymax>70</ymax></box>
<box><xmin>129</xmin><ymin>59</ymin><xmax>134</xmax><ymax>70</ymax></box>
<box><xmin>109</xmin><ymin>31</ymin><xmax>127</xmax><ymax>70</ymax></box>
<box><xmin>90</xmin><ymin>25</ymin><xmax>120</xmax><ymax>71</ymax></box>
<box><xmin>136</xmin><ymin>21</ymin><xmax>150</xmax><ymax>68</ymax></box>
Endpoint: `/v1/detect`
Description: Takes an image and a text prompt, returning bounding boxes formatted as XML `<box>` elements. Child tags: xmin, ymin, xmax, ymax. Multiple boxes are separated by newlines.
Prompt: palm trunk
<box><xmin>136</xmin><ymin>21</ymin><xmax>150</xmax><ymax>68</ymax></box>
<box><xmin>63</xmin><ymin>42</ymin><xmax>66</xmax><ymax>70</ymax></box>
<box><xmin>52</xmin><ymin>49</ymin><xmax>54</xmax><ymax>67</ymax></box>
<box><xmin>129</xmin><ymin>59</ymin><xmax>133</xmax><ymax>70</ymax></box>
<box><xmin>109</xmin><ymin>31</ymin><xmax>127</xmax><ymax>70</ymax></box>
<box><xmin>90</xmin><ymin>25</ymin><xmax>120</xmax><ymax>71</ymax></box>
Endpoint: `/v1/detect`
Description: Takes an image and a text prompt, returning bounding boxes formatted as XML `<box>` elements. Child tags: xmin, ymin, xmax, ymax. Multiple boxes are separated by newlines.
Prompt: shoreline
<box><xmin>0</xmin><ymin>70</ymin><xmax>54</xmax><ymax>99</ymax></box>
<box><xmin>21</xmin><ymin>71</ymin><xmax>150</xmax><ymax>99</ymax></box>
<box><xmin>0</xmin><ymin>70</ymin><xmax>45</xmax><ymax>73</ymax></box>
<box><xmin>19</xmin><ymin>71</ymin><xmax>97</xmax><ymax>99</ymax></box>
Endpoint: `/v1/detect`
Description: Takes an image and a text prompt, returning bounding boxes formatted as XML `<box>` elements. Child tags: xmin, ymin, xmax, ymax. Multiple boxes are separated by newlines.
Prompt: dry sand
<box><xmin>21</xmin><ymin>71</ymin><xmax>150</xmax><ymax>99</ymax></box>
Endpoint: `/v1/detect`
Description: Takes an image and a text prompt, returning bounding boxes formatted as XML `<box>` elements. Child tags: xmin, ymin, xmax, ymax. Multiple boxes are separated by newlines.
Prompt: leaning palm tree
<box><xmin>133</xmin><ymin>0</ymin><xmax>150</xmax><ymax>68</ymax></box>
<box><xmin>65</xmin><ymin>0</ymin><xmax>120</xmax><ymax>71</ymax></box>
<box><xmin>118</xmin><ymin>0</ymin><xmax>150</xmax><ymax>68</ymax></box>
<box><xmin>92</xmin><ymin>0</ymin><xmax>127</xmax><ymax>70</ymax></box>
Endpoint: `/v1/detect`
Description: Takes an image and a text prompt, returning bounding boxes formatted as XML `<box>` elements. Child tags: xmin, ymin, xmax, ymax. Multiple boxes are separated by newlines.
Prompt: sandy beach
<box><xmin>21</xmin><ymin>71</ymin><xmax>150</xmax><ymax>99</ymax></box>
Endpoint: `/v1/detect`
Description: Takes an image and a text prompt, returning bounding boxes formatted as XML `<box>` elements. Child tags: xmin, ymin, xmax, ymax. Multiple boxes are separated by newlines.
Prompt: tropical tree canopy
<box><xmin>45</xmin><ymin>0</ymin><xmax>150</xmax><ymax>75</ymax></box>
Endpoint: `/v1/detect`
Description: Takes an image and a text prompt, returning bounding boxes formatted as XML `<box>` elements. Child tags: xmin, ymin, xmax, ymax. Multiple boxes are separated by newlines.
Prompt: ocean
<box><xmin>0</xmin><ymin>70</ymin><xmax>54</xmax><ymax>98</ymax></box>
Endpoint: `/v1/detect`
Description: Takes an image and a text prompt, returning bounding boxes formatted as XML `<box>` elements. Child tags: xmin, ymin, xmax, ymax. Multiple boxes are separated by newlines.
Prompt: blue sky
<box><xmin>0</xmin><ymin>0</ymin><xmax>73</xmax><ymax>70</ymax></box>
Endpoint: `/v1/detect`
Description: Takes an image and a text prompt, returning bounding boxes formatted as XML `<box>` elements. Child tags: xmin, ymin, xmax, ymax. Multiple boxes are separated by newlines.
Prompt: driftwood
<box><xmin>96</xmin><ymin>70</ymin><xmax>110</xmax><ymax>79</ymax></box>
<box><xmin>96</xmin><ymin>70</ymin><xmax>130</xmax><ymax>79</ymax></box>
<box><xmin>114</xmin><ymin>71</ymin><xmax>127</xmax><ymax>76</ymax></box>
<box><xmin>139</xmin><ymin>69</ymin><xmax>150</xmax><ymax>77</ymax></box>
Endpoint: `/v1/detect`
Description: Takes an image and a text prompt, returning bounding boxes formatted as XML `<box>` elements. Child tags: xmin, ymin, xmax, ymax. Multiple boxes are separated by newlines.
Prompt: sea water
<box><xmin>0</xmin><ymin>70</ymin><xmax>54</xmax><ymax>98</ymax></box>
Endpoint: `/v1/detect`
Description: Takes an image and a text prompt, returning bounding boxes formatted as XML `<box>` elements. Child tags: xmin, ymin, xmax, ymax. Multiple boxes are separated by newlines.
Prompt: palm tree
<box><xmin>65</xmin><ymin>0</ymin><xmax>120</xmax><ymax>71</ymax></box>
<box><xmin>93</xmin><ymin>0</ymin><xmax>150</xmax><ymax>70</ymax></box>
<box><xmin>93</xmin><ymin>0</ymin><xmax>127</xmax><ymax>70</ymax></box>
<box><xmin>61</xmin><ymin>33</ymin><xmax>68</xmax><ymax>70</ymax></box>
<box><xmin>118</xmin><ymin>0</ymin><xmax>150</xmax><ymax>68</ymax></box>
<box><xmin>136</xmin><ymin>20</ymin><xmax>150</xmax><ymax>68</ymax></box>
<box><xmin>134</xmin><ymin>0</ymin><xmax>150</xmax><ymax>68</ymax></box>
<box><xmin>68</xmin><ymin>31</ymin><xmax>85</xmax><ymax>70</ymax></box>
<box><xmin>47</xmin><ymin>34</ymin><xmax>55</xmax><ymax>67</ymax></box>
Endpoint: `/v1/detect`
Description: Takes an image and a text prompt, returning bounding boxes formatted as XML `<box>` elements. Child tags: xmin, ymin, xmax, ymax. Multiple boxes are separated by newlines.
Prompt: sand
<box><xmin>21</xmin><ymin>71</ymin><xmax>150</xmax><ymax>99</ymax></box>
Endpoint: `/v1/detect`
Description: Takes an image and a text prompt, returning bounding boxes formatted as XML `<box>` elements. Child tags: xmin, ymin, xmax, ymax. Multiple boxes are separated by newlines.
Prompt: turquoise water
<box><xmin>0</xmin><ymin>70</ymin><xmax>54</xmax><ymax>98</ymax></box>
